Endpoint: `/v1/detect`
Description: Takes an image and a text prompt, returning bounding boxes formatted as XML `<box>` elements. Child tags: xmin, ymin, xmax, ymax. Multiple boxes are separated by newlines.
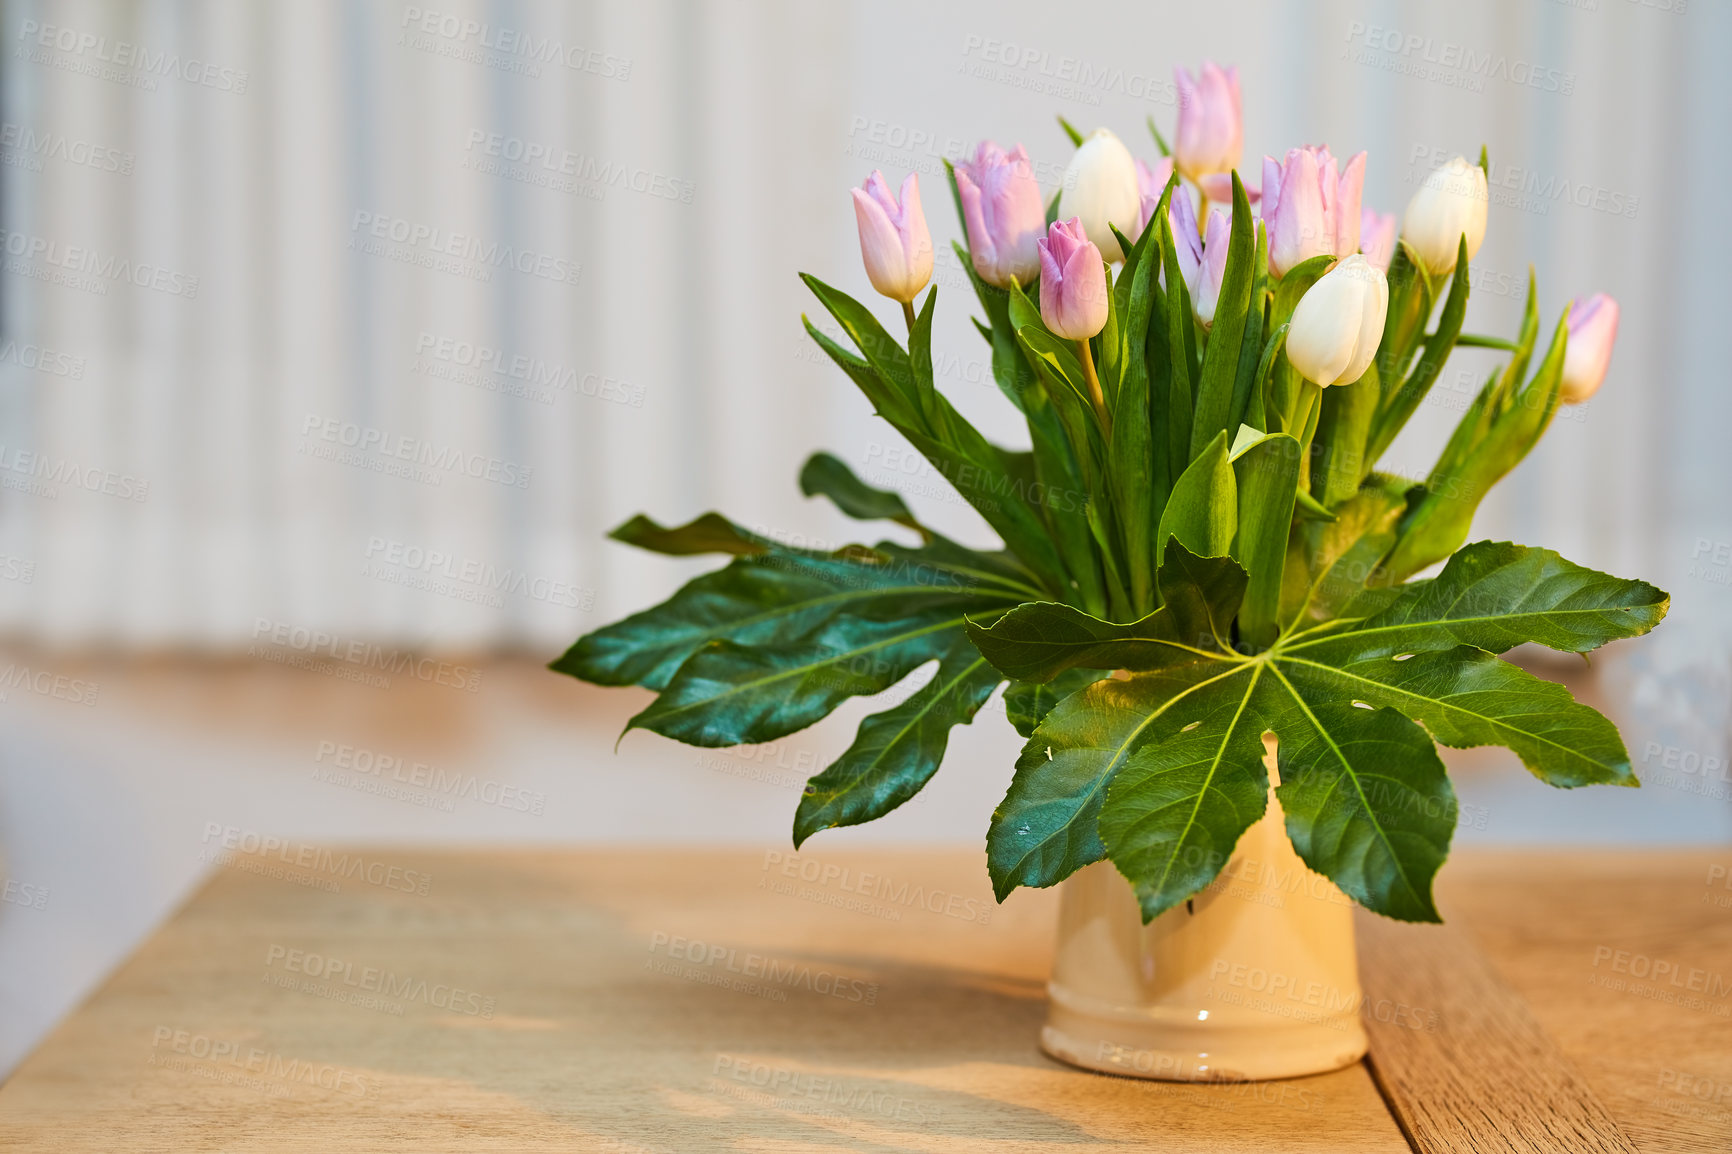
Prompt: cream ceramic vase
<box><xmin>1040</xmin><ymin>737</ymin><xmax>1368</xmax><ymax>1081</ymax></box>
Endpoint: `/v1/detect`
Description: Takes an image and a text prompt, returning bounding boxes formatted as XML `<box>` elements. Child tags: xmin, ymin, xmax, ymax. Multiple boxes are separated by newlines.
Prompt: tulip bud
<box><xmin>1174</xmin><ymin>61</ymin><xmax>1242</xmax><ymax>180</ymax></box>
<box><xmin>1167</xmin><ymin>190</ymin><xmax>1204</xmax><ymax>291</ymax></box>
<box><xmin>1360</xmin><ymin>208</ymin><xmax>1398</xmax><ymax>272</ymax></box>
<box><xmin>850</xmin><ymin>170</ymin><xmax>932</xmax><ymax>303</ymax></box>
<box><xmin>1286</xmin><ymin>255</ymin><xmax>1389</xmax><ymax>387</ymax></box>
<box><xmin>1059</xmin><ymin>129</ymin><xmax>1140</xmax><ymax>262</ymax></box>
<box><xmin>1401</xmin><ymin>156</ymin><xmax>1487</xmax><ymax>277</ymax></box>
<box><xmin>955</xmin><ymin>141</ymin><xmax>1045</xmax><ymax>288</ymax></box>
<box><xmin>1038</xmin><ymin>217</ymin><xmax>1109</xmax><ymax>341</ymax></box>
<box><xmin>1190</xmin><ymin>208</ymin><xmax>1232</xmax><ymax>328</ymax></box>
<box><xmin>1261</xmin><ymin>146</ymin><xmax>1366</xmax><ymax>277</ymax></box>
<box><xmin>1559</xmin><ymin>293</ymin><xmax>1619</xmax><ymax>404</ymax></box>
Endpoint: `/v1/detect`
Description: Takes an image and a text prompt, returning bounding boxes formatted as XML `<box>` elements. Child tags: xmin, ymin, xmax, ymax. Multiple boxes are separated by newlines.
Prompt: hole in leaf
<box><xmin>1181</xmin><ymin>721</ymin><xmax>1202</xmax><ymax>732</ymax></box>
<box><xmin>1393</xmin><ymin>653</ymin><xmax>1415</xmax><ymax>662</ymax></box>
<box><xmin>1352</xmin><ymin>700</ymin><xmax>1373</xmax><ymax>710</ymax></box>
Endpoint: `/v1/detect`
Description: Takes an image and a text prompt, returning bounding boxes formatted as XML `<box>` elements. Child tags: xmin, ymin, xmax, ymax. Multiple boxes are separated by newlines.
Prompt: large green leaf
<box><xmin>1264</xmin><ymin>682</ymin><xmax>1455</xmax><ymax>922</ymax></box>
<box><xmin>965</xmin><ymin>546</ymin><xmax>1246</xmax><ymax>682</ymax></box>
<box><xmin>1278</xmin><ymin>647</ymin><xmax>1637</xmax><ymax>788</ymax></box>
<box><xmin>793</xmin><ymin>635</ymin><xmax>1003</xmax><ymax>846</ymax></box>
<box><xmin>799</xmin><ymin>451</ymin><xmax>923</xmax><ymax>533</ymax></box>
<box><xmin>607</xmin><ymin>512</ymin><xmax>768</xmax><ymax>557</ymax></box>
<box><xmin>1288</xmin><ymin>540</ymin><xmax>1669</xmax><ymax>659</ymax></box>
<box><xmin>987</xmin><ymin>657</ymin><xmax>1247</xmax><ymax>899</ymax></box>
<box><xmin>1098</xmin><ymin>662</ymin><xmax>1272</xmax><ymax>920</ymax></box>
<box><xmin>626</xmin><ymin>606</ymin><xmax>1008</xmax><ymax>747</ymax></box>
<box><xmin>555</xmin><ymin>530</ymin><xmax>1026</xmax><ymax>692</ymax></box>
<box><xmin>992</xmin><ymin>539</ymin><xmax>1668</xmax><ymax>919</ymax></box>
<box><xmin>553</xmin><ymin>553</ymin><xmax>900</xmax><ymax>691</ymax></box>
<box><xmin>1004</xmin><ymin>668</ymin><xmax>1108</xmax><ymax>738</ymax></box>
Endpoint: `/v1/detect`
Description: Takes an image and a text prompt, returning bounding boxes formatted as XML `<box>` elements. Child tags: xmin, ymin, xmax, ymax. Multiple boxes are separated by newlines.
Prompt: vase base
<box><xmin>1039</xmin><ymin>1004</ymin><xmax>1367</xmax><ymax>1082</ymax></box>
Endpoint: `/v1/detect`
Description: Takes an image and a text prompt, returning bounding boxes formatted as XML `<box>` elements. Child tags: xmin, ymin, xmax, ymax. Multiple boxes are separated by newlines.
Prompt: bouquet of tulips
<box><xmin>555</xmin><ymin>62</ymin><xmax>1666</xmax><ymax>923</ymax></box>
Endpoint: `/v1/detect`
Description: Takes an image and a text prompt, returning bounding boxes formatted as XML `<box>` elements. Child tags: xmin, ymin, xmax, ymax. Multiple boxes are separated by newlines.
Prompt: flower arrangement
<box><xmin>554</xmin><ymin>62</ymin><xmax>1665</xmax><ymax>924</ymax></box>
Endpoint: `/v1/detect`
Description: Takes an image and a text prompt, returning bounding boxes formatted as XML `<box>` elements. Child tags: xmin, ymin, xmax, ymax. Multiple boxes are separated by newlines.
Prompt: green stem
<box><xmin>1454</xmin><ymin>332</ymin><xmax>1522</xmax><ymax>352</ymax></box>
<box><xmin>901</xmin><ymin>300</ymin><xmax>916</xmax><ymax>334</ymax></box>
<box><xmin>1076</xmin><ymin>338</ymin><xmax>1111</xmax><ymax>438</ymax></box>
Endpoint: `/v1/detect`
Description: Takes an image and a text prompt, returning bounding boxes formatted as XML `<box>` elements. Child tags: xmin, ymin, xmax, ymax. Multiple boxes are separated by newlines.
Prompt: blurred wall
<box><xmin>0</xmin><ymin>0</ymin><xmax>1725</xmax><ymax>653</ymax></box>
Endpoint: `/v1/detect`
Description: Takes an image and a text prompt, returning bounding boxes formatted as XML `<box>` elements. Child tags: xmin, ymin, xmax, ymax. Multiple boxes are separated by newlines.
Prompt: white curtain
<box><xmin>0</xmin><ymin>0</ymin><xmax>1725</xmax><ymax>662</ymax></box>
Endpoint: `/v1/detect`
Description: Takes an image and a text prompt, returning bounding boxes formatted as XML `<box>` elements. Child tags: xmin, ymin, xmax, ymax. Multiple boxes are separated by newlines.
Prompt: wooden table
<box><xmin>0</xmin><ymin>848</ymin><xmax>1726</xmax><ymax>1152</ymax></box>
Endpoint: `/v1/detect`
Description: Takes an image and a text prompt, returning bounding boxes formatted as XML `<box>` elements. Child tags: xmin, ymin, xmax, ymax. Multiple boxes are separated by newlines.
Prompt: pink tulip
<box><xmin>1196</xmin><ymin>171</ymin><xmax>1260</xmax><ymax>209</ymax></box>
<box><xmin>1560</xmin><ymin>293</ymin><xmax>1619</xmax><ymax>404</ymax></box>
<box><xmin>1174</xmin><ymin>61</ymin><xmax>1242</xmax><ymax>179</ymax></box>
<box><xmin>955</xmin><ymin>142</ymin><xmax>1045</xmax><ymax>288</ymax></box>
<box><xmin>1190</xmin><ymin>208</ymin><xmax>1232</xmax><ymax>327</ymax></box>
<box><xmin>851</xmin><ymin>170</ymin><xmax>932</xmax><ymax>303</ymax></box>
<box><xmin>1161</xmin><ymin>188</ymin><xmax>1203</xmax><ymax>289</ymax></box>
<box><xmin>1360</xmin><ymin>208</ymin><xmax>1398</xmax><ymax>271</ymax></box>
<box><xmin>1132</xmin><ymin>156</ymin><xmax>1177</xmax><ymax>241</ymax></box>
<box><xmin>1038</xmin><ymin>217</ymin><xmax>1109</xmax><ymax>341</ymax></box>
<box><xmin>1260</xmin><ymin>146</ymin><xmax>1367</xmax><ymax>276</ymax></box>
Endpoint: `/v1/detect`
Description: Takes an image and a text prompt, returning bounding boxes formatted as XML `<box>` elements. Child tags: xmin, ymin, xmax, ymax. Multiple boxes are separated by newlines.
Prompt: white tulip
<box><xmin>1058</xmin><ymin>129</ymin><xmax>1140</xmax><ymax>263</ymax></box>
<box><xmin>1286</xmin><ymin>255</ymin><xmax>1389</xmax><ymax>387</ymax></box>
<box><xmin>1401</xmin><ymin>156</ymin><xmax>1487</xmax><ymax>277</ymax></box>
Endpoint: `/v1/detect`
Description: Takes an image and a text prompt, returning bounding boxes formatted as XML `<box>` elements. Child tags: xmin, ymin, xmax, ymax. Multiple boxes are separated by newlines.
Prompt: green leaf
<box><xmin>1280</xmin><ymin>481</ymin><xmax>1408</xmax><ymax>630</ymax></box>
<box><xmin>1313</xmin><ymin>363</ymin><xmax>1380</xmax><ymax>507</ymax></box>
<box><xmin>907</xmin><ymin>286</ymin><xmax>943</xmax><ymax>429</ymax></box>
<box><xmin>966</xmin><ymin>545</ymin><xmax>1246</xmax><ymax>683</ymax></box>
<box><xmin>1368</xmin><ymin>236</ymin><xmax>1469</xmax><ymax>464</ymax></box>
<box><xmin>988</xmin><ymin>658</ymin><xmax>1246</xmax><ymax>899</ymax></box>
<box><xmin>1098</xmin><ymin>663</ymin><xmax>1272</xmax><ymax>920</ymax></box>
<box><xmin>801</xmin><ymin>316</ymin><xmax>916</xmax><ymax>428</ymax></box>
<box><xmin>793</xmin><ymin>635</ymin><xmax>1003</xmax><ymax>846</ymax></box>
<box><xmin>1289</xmin><ymin>541</ymin><xmax>1669</xmax><ymax>659</ymax></box>
<box><xmin>799</xmin><ymin>451</ymin><xmax>923</xmax><ymax>533</ymax></box>
<box><xmin>1266</xmin><ymin>684</ymin><xmax>1454</xmax><ymax>922</ymax></box>
<box><xmin>1057</xmin><ymin>115</ymin><xmax>1085</xmax><ymax>147</ymax></box>
<box><xmin>1278</xmin><ymin>646</ymin><xmax>1636</xmax><ymax>789</ymax></box>
<box><xmin>898</xmin><ymin>424</ymin><xmax>1070</xmax><ymax>594</ymax></box>
<box><xmin>554</xmin><ymin>552</ymin><xmax>944</xmax><ymax>691</ymax></box>
<box><xmin>1156</xmin><ymin>429</ymin><xmax>1236</xmax><ymax>570</ymax></box>
<box><xmin>1004</xmin><ymin>668</ymin><xmax>1108</xmax><ymax>738</ymax></box>
<box><xmin>627</xmin><ymin>606</ymin><xmax>1009</xmax><ymax>747</ymax></box>
<box><xmin>1158</xmin><ymin>210</ymin><xmax>1198</xmax><ymax>487</ymax></box>
<box><xmin>556</xmin><ymin>530</ymin><xmax>1032</xmax><ymax>692</ymax></box>
<box><xmin>608</xmin><ymin>512</ymin><xmax>768</xmax><ymax>557</ymax></box>
<box><xmin>1016</xmin><ymin>325</ymin><xmax>1094</xmax><ymax>419</ymax></box>
<box><xmin>800</xmin><ymin>273</ymin><xmax>918</xmax><ymax>412</ymax></box>
<box><xmin>1146</xmin><ymin>115</ymin><xmax>1171</xmax><ymax>157</ymax></box>
<box><xmin>1230</xmin><ymin>431</ymin><xmax>1302</xmax><ymax>648</ymax></box>
<box><xmin>1228</xmin><ymin>221</ymin><xmax>1270</xmax><ymax>434</ymax></box>
<box><xmin>1189</xmin><ymin>171</ymin><xmax>1257</xmax><ymax>463</ymax></box>
<box><xmin>1384</xmin><ymin>311</ymin><xmax>1569</xmax><ymax>582</ymax></box>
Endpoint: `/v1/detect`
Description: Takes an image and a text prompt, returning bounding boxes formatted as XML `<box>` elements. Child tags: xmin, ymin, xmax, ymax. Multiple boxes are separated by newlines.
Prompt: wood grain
<box><xmin>1356</xmin><ymin>908</ymin><xmax>1638</xmax><ymax>1153</ymax></box>
<box><xmin>2</xmin><ymin>847</ymin><xmax>1725</xmax><ymax>1152</ymax></box>
<box><xmin>1437</xmin><ymin>851</ymin><xmax>1732</xmax><ymax>1154</ymax></box>
<box><xmin>0</xmin><ymin>848</ymin><xmax>1409</xmax><ymax>1153</ymax></box>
